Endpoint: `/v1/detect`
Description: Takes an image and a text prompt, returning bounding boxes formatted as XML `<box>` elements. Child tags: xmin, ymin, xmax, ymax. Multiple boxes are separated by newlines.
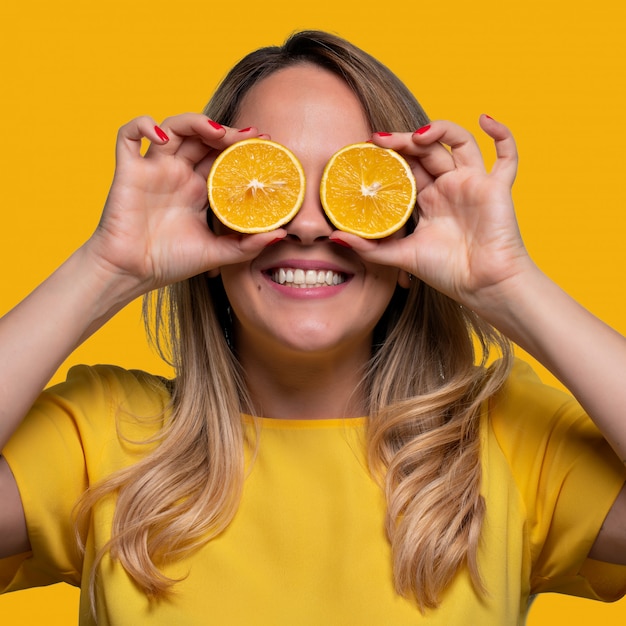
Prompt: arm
<box><xmin>0</xmin><ymin>114</ymin><xmax>281</xmax><ymax>556</ymax></box>
<box><xmin>334</xmin><ymin>116</ymin><xmax>626</xmax><ymax>561</ymax></box>
<box><xmin>0</xmin><ymin>456</ymin><xmax>29</xmax><ymax>557</ymax></box>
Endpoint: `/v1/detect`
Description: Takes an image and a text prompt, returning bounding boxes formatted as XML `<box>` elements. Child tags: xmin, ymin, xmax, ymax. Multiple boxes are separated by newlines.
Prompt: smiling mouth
<box><xmin>269</xmin><ymin>268</ymin><xmax>348</xmax><ymax>288</ymax></box>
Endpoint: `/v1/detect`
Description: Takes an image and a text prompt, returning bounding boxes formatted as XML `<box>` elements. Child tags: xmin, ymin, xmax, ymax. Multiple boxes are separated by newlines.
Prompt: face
<box><xmin>218</xmin><ymin>64</ymin><xmax>401</xmax><ymax>364</ymax></box>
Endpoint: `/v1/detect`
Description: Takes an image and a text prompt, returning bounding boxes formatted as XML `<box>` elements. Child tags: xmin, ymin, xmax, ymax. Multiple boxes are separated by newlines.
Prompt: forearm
<box><xmin>478</xmin><ymin>262</ymin><xmax>626</xmax><ymax>463</ymax></box>
<box><xmin>0</xmin><ymin>244</ymin><xmax>143</xmax><ymax>449</ymax></box>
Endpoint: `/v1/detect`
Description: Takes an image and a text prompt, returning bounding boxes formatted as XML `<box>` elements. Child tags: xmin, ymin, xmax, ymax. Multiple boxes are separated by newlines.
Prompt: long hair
<box><xmin>75</xmin><ymin>30</ymin><xmax>513</xmax><ymax>611</ymax></box>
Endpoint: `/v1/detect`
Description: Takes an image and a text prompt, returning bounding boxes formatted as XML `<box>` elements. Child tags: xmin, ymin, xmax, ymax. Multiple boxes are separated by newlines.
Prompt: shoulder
<box><xmin>492</xmin><ymin>358</ymin><xmax>577</xmax><ymax>418</ymax></box>
<box><xmin>23</xmin><ymin>364</ymin><xmax>174</xmax><ymax>455</ymax></box>
<box><xmin>484</xmin><ymin>357</ymin><xmax>621</xmax><ymax>520</ymax></box>
<box><xmin>44</xmin><ymin>364</ymin><xmax>173</xmax><ymax>415</ymax></box>
<box><xmin>488</xmin><ymin>358</ymin><xmax>596</xmax><ymax>461</ymax></box>
<box><xmin>485</xmin><ymin>358</ymin><xmax>624</xmax><ymax>526</ymax></box>
<box><xmin>5</xmin><ymin>365</ymin><xmax>174</xmax><ymax>489</ymax></box>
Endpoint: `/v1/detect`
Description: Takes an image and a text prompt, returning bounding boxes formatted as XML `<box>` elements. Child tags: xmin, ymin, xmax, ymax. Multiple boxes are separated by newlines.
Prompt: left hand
<box><xmin>333</xmin><ymin>116</ymin><xmax>532</xmax><ymax>314</ymax></box>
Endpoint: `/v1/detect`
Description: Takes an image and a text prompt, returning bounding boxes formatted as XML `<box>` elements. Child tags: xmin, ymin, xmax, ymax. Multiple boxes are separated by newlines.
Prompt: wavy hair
<box><xmin>76</xmin><ymin>30</ymin><xmax>513</xmax><ymax>612</ymax></box>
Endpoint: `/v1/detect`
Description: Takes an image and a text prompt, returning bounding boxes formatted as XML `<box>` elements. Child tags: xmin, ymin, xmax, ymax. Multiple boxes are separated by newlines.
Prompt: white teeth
<box><xmin>271</xmin><ymin>267</ymin><xmax>346</xmax><ymax>288</ymax></box>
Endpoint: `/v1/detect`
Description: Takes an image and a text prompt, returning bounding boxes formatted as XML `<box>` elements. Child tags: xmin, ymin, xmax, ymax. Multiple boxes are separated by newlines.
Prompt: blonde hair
<box><xmin>76</xmin><ymin>30</ymin><xmax>513</xmax><ymax>612</ymax></box>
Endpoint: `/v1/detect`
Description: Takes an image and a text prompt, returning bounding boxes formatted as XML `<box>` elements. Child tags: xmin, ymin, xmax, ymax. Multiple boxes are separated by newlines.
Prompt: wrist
<box><xmin>75</xmin><ymin>239</ymin><xmax>153</xmax><ymax>310</ymax></box>
<box><xmin>466</xmin><ymin>258</ymin><xmax>552</xmax><ymax>346</ymax></box>
<box><xmin>54</xmin><ymin>244</ymin><xmax>150</xmax><ymax>341</ymax></box>
<box><xmin>469</xmin><ymin>259</ymin><xmax>589</xmax><ymax>372</ymax></box>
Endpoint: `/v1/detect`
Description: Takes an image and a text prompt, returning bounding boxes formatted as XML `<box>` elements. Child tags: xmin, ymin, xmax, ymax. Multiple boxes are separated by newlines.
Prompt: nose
<box><xmin>284</xmin><ymin>179</ymin><xmax>334</xmax><ymax>244</ymax></box>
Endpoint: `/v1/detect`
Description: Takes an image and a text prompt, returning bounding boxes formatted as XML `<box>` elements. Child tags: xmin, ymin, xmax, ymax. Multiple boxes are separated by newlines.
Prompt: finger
<box><xmin>329</xmin><ymin>230</ymin><xmax>416</xmax><ymax>274</ymax></box>
<box><xmin>209</xmin><ymin>229</ymin><xmax>288</xmax><ymax>269</ymax></box>
<box><xmin>371</xmin><ymin>130</ymin><xmax>456</xmax><ymax>179</ymax></box>
<box><xmin>148</xmin><ymin>113</ymin><xmax>227</xmax><ymax>162</ymax></box>
<box><xmin>479</xmin><ymin>115</ymin><xmax>518</xmax><ymax>185</ymax></box>
<box><xmin>154</xmin><ymin>116</ymin><xmax>266</xmax><ymax>167</ymax></box>
<box><xmin>195</xmin><ymin>152</ymin><xmax>217</xmax><ymax>181</ymax></box>
<box><xmin>115</xmin><ymin>116</ymin><xmax>168</xmax><ymax>165</ymax></box>
<box><xmin>410</xmin><ymin>121</ymin><xmax>486</xmax><ymax>172</ymax></box>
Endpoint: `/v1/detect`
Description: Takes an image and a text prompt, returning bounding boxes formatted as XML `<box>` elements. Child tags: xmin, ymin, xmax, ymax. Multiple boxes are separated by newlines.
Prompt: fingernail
<box><xmin>414</xmin><ymin>125</ymin><xmax>431</xmax><ymax>135</ymax></box>
<box><xmin>375</xmin><ymin>132</ymin><xmax>393</xmax><ymax>137</ymax></box>
<box><xmin>484</xmin><ymin>115</ymin><xmax>494</xmax><ymax>120</ymax></box>
<box><xmin>265</xmin><ymin>237</ymin><xmax>284</xmax><ymax>246</ymax></box>
<box><xmin>257</xmin><ymin>133</ymin><xmax>270</xmax><ymax>139</ymax></box>
<box><xmin>208</xmin><ymin>119</ymin><xmax>224</xmax><ymax>130</ymax></box>
<box><xmin>331</xmin><ymin>237</ymin><xmax>352</xmax><ymax>249</ymax></box>
<box><xmin>154</xmin><ymin>125</ymin><xmax>169</xmax><ymax>142</ymax></box>
<box><xmin>238</xmin><ymin>127</ymin><xmax>252</xmax><ymax>133</ymax></box>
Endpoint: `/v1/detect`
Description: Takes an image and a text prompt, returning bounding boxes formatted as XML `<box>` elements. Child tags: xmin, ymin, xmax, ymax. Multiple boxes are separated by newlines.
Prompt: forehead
<box><xmin>233</xmin><ymin>64</ymin><xmax>371</xmax><ymax>156</ymax></box>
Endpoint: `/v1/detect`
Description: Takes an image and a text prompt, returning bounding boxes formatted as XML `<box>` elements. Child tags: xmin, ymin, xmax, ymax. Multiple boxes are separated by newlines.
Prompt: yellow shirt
<box><xmin>2</xmin><ymin>360</ymin><xmax>626</xmax><ymax>624</ymax></box>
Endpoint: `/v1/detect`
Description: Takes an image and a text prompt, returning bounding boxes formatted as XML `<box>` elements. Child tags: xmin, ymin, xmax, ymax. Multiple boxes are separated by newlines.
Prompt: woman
<box><xmin>1</xmin><ymin>30</ymin><xmax>625</xmax><ymax>624</ymax></box>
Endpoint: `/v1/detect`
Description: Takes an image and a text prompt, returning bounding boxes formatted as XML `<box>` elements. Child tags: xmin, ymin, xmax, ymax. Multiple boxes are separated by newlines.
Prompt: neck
<box><xmin>237</xmin><ymin>341</ymin><xmax>371</xmax><ymax>420</ymax></box>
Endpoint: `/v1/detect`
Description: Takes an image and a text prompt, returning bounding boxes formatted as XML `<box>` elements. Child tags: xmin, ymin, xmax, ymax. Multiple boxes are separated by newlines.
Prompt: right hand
<box><xmin>86</xmin><ymin>114</ymin><xmax>284</xmax><ymax>296</ymax></box>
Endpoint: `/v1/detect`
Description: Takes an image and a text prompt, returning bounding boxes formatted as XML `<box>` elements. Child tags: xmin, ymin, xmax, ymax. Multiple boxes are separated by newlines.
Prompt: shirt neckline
<box><xmin>242</xmin><ymin>414</ymin><xmax>367</xmax><ymax>429</ymax></box>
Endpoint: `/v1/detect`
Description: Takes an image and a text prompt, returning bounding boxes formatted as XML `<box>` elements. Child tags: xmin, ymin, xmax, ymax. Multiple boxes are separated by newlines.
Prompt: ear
<box><xmin>397</xmin><ymin>270</ymin><xmax>412</xmax><ymax>289</ymax></box>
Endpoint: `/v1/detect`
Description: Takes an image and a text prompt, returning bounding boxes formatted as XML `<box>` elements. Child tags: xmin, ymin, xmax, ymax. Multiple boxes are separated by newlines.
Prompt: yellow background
<box><xmin>1</xmin><ymin>0</ymin><xmax>625</xmax><ymax>622</ymax></box>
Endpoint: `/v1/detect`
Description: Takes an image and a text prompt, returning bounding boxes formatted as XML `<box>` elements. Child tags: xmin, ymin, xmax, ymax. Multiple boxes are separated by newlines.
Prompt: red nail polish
<box><xmin>265</xmin><ymin>237</ymin><xmax>284</xmax><ymax>246</ymax></box>
<box><xmin>208</xmin><ymin>119</ymin><xmax>224</xmax><ymax>130</ymax></box>
<box><xmin>414</xmin><ymin>125</ymin><xmax>431</xmax><ymax>135</ymax></box>
<box><xmin>238</xmin><ymin>127</ymin><xmax>252</xmax><ymax>133</ymax></box>
<box><xmin>154</xmin><ymin>126</ymin><xmax>169</xmax><ymax>142</ymax></box>
<box><xmin>331</xmin><ymin>237</ymin><xmax>352</xmax><ymax>249</ymax></box>
<box><xmin>375</xmin><ymin>132</ymin><xmax>393</xmax><ymax>137</ymax></box>
<box><xmin>485</xmin><ymin>115</ymin><xmax>494</xmax><ymax>120</ymax></box>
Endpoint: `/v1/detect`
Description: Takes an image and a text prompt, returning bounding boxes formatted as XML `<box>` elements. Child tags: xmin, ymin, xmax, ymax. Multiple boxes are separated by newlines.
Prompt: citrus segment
<box><xmin>320</xmin><ymin>143</ymin><xmax>416</xmax><ymax>239</ymax></box>
<box><xmin>208</xmin><ymin>138</ymin><xmax>306</xmax><ymax>233</ymax></box>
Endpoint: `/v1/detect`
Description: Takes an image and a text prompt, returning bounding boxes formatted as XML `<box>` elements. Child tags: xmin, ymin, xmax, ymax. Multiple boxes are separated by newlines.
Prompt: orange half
<box><xmin>208</xmin><ymin>138</ymin><xmax>306</xmax><ymax>233</ymax></box>
<box><xmin>320</xmin><ymin>143</ymin><xmax>416</xmax><ymax>239</ymax></box>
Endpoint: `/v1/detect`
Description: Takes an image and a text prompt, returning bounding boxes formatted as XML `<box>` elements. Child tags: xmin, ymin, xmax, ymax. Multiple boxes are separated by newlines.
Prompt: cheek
<box><xmin>366</xmin><ymin>268</ymin><xmax>402</xmax><ymax>314</ymax></box>
<box><xmin>373</xmin><ymin>266</ymin><xmax>401</xmax><ymax>292</ymax></box>
<box><xmin>219</xmin><ymin>265</ymin><xmax>268</xmax><ymax>320</ymax></box>
<box><xmin>218</xmin><ymin>265</ymin><xmax>246</xmax><ymax>305</ymax></box>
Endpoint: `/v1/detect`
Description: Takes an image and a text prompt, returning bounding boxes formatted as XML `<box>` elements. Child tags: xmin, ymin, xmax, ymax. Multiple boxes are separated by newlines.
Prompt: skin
<box><xmin>0</xmin><ymin>63</ymin><xmax>624</xmax><ymax>566</ymax></box>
